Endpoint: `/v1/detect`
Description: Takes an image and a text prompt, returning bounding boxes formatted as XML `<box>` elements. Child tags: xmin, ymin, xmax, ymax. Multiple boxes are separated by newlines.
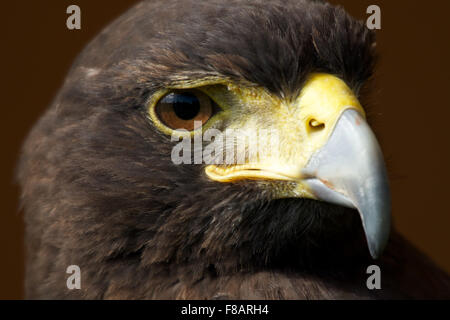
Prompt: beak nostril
<box><xmin>308</xmin><ymin>119</ymin><xmax>325</xmax><ymax>131</ymax></box>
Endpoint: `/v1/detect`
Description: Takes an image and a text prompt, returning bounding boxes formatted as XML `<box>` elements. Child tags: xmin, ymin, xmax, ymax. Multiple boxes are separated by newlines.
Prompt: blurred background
<box><xmin>1</xmin><ymin>0</ymin><xmax>449</xmax><ymax>299</ymax></box>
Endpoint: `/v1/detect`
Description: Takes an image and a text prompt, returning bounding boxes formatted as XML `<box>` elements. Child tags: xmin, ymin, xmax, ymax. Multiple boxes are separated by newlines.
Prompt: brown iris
<box><xmin>155</xmin><ymin>90</ymin><xmax>214</xmax><ymax>131</ymax></box>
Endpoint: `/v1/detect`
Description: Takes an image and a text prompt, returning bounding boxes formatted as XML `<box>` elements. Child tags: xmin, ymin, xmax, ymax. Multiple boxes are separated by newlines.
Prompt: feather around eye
<box><xmin>155</xmin><ymin>90</ymin><xmax>214</xmax><ymax>131</ymax></box>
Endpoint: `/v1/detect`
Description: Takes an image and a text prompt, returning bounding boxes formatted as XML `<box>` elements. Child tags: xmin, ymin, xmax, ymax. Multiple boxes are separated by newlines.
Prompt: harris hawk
<box><xmin>17</xmin><ymin>0</ymin><xmax>450</xmax><ymax>299</ymax></box>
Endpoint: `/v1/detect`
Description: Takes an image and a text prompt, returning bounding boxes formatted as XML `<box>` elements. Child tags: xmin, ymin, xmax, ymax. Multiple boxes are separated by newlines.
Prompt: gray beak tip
<box><xmin>364</xmin><ymin>206</ymin><xmax>391</xmax><ymax>260</ymax></box>
<box><xmin>303</xmin><ymin>109</ymin><xmax>392</xmax><ymax>259</ymax></box>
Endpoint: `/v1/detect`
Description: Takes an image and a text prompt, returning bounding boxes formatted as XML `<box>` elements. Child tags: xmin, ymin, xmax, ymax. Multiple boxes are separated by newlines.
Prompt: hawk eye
<box><xmin>154</xmin><ymin>90</ymin><xmax>215</xmax><ymax>131</ymax></box>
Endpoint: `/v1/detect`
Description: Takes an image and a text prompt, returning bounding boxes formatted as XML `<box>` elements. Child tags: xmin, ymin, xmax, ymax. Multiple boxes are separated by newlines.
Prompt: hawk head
<box><xmin>18</xmin><ymin>0</ymin><xmax>390</xmax><ymax>298</ymax></box>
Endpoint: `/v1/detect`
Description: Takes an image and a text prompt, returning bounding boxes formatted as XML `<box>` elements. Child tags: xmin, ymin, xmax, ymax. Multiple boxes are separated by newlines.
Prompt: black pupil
<box><xmin>166</xmin><ymin>92</ymin><xmax>200</xmax><ymax>120</ymax></box>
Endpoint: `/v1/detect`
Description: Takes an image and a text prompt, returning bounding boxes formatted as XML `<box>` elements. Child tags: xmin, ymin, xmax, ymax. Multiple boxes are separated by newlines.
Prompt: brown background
<box><xmin>1</xmin><ymin>0</ymin><xmax>449</xmax><ymax>299</ymax></box>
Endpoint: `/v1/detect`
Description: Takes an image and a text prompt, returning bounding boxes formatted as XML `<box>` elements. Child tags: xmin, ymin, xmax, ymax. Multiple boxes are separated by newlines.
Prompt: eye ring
<box><xmin>153</xmin><ymin>89</ymin><xmax>216</xmax><ymax>132</ymax></box>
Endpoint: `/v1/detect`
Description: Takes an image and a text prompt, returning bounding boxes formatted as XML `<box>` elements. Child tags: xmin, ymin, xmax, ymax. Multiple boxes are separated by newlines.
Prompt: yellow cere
<box><xmin>204</xmin><ymin>73</ymin><xmax>366</xmax><ymax>198</ymax></box>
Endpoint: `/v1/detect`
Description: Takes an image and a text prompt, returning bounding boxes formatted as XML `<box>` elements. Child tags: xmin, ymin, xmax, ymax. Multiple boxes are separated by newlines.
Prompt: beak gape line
<box><xmin>170</xmin><ymin>122</ymin><xmax>282</xmax><ymax>165</ymax></box>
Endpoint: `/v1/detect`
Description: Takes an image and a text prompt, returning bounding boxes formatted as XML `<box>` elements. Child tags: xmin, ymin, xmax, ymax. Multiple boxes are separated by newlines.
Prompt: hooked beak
<box><xmin>205</xmin><ymin>73</ymin><xmax>391</xmax><ymax>259</ymax></box>
<box><xmin>302</xmin><ymin>109</ymin><xmax>391</xmax><ymax>259</ymax></box>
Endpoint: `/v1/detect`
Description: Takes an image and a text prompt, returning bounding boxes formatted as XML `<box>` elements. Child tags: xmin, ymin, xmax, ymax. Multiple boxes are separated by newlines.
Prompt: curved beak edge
<box><xmin>303</xmin><ymin>109</ymin><xmax>391</xmax><ymax>259</ymax></box>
